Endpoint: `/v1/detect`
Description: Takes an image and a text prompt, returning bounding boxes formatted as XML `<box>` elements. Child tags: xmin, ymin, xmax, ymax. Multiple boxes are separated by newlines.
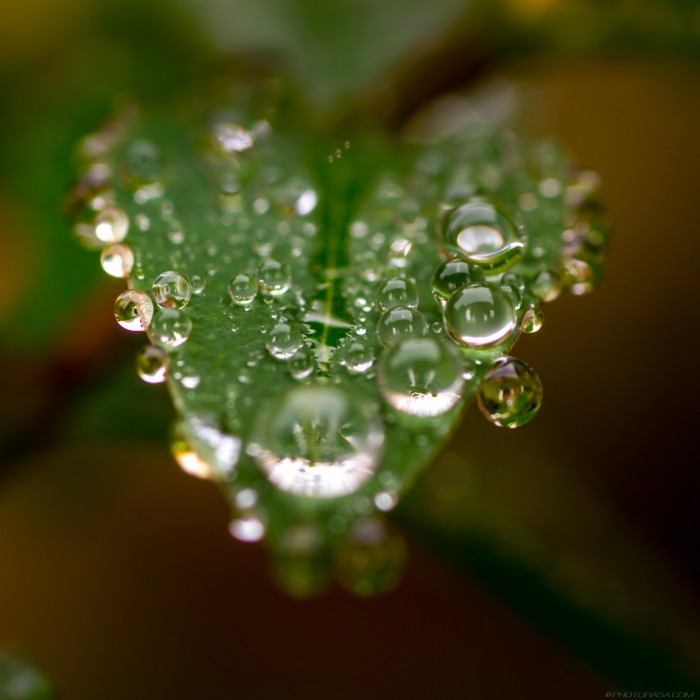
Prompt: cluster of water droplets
<box><xmin>69</xmin><ymin>102</ymin><xmax>606</xmax><ymax>595</ymax></box>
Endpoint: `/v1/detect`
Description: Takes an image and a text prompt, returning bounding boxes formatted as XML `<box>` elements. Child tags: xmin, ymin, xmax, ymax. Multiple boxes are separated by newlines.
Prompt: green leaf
<box><xmin>70</xmin><ymin>85</ymin><xmax>605</xmax><ymax>593</ymax></box>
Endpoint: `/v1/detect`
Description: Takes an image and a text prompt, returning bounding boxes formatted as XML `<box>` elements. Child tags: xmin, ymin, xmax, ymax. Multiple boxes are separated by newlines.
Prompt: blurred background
<box><xmin>1</xmin><ymin>0</ymin><xmax>699</xmax><ymax>698</ymax></box>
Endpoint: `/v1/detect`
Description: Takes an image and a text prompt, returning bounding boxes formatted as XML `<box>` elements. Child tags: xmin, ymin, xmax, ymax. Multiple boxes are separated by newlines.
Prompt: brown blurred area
<box><xmin>0</xmin><ymin>1</ymin><xmax>699</xmax><ymax>698</ymax></box>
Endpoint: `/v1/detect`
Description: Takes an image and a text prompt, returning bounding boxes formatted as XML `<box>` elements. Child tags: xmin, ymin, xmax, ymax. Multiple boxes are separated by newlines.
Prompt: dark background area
<box><xmin>0</xmin><ymin>1</ymin><xmax>699</xmax><ymax>698</ymax></box>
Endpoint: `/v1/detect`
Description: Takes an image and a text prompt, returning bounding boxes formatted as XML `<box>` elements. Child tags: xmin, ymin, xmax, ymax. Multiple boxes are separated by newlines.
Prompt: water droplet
<box><xmin>212</xmin><ymin>122</ymin><xmax>254</xmax><ymax>154</ymax></box>
<box><xmin>100</xmin><ymin>243</ymin><xmax>134</xmax><ymax>278</ymax></box>
<box><xmin>152</xmin><ymin>271</ymin><xmax>192</xmax><ymax>309</ymax></box>
<box><xmin>444</xmin><ymin>284</ymin><xmax>517</xmax><ymax>349</ymax></box>
<box><xmin>335</xmin><ymin>518</ymin><xmax>407</xmax><ymax>597</ymax></box>
<box><xmin>265</xmin><ymin>322</ymin><xmax>303</xmax><ymax>359</ymax></box>
<box><xmin>257</xmin><ymin>260</ymin><xmax>291</xmax><ymax>296</ymax></box>
<box><xmin>443</xmin><ymin>199</ymin><xmax>524</xmax><ymax>273</ymax></box>
<box><xmin>229</xmin><ymin>515</ymin><xmax>265</xmax><ymax>542</ymax></box>
<box><xmin>532</xmin><ymin>270</ymin><xmax>562</xmax><ymax>302</ymax></box>
<box><xmin>374</xmin><ymin>491</ymin><xmax>398</xmax><ymax>511</ymax></box>
<box><xmin>377</xmin><ymin>307</ymin><xmax>429</xmax><ymax>348</ymax></box>
<box><xmin>288</xmin><ymin>345</ymin><xmax>315</xmax><ymax>379</ymax></box>
<box><xmin>251</xmin><ymin>385</ymin><xmax>383</xmax><ymax>498</ymax></box>
<box><xmin>228</xmin><ymin>272</ymin><xmax>258</xmax><ymax>305</ymax></box>
<box><xmin>172</xmin><ymin>414</ymin><xmax>241</xmax><ymax>479</ymax></box>
<box><xmin>378</xmin><ymin>337</ymin><xmax>465</xmax><ymax>417</ymax></box>
<box><xmin>151</xmin><ymin>309</ymin><xmax>192</xmax><ymax>347</ymax></box>
<box><xmin>124</xmin><ymin>139</ymin><xmax>162</xmax><ymax>185</ymax></box>
<box><xmin>190</xmin><ymin>274</ymin><xmax>206</xmax><ymax>294</ymax></box>
<box><xmin>94</xmin><ymin>206</ymin><xmax>129</xmax><ymax>243</ymax></box>
<box><xmin>271</xmin><ymin>525</ymin><xmax>330</xmax><ymax>598</ymax></box>
<box><xmin>136</xmin><ymin>345</ymin><xmax>168</xmax><ymax>384</ymax></box>
<box><xmin>521</xmin><ymin>307</ymin><xmax>544</xmax><ymax>334</ymax></box>
<box><xmin>296</xmin><ymin>189</ymin><xmax>317</xmax><ymax>215</ymax></box>
<box><xmin>477</xmin><ymin>356</ymin><xmax>543</xmax><ymax>428</ymax></box>
<box><xmin>562</xmin><ymin>257</ymin><xmax>595</xmax><ymax>295</ymax></box>
<box><xmin>114</xmin><ymin>290</ymin><xmax>153</xmax><ymax>331</ymax></box>
<box><xmin>337</xmin><ymin>340</ymin><xmax>374</xmax><ymax>374</ymax></box>
<box><xmin>376</xmin><ymin>278</ymin><xmax>419</xmax><ymax>311</ymax></box>
<box><xmin>431</xmin><ymin>258</ymin><xmax>485</xmax><ymax>304</ymax></box>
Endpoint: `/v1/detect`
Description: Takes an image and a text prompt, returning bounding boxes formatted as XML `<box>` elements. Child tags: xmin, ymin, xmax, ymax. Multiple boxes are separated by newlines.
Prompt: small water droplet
<box><xmin>152</xmin><ymin>271</ymin><xmax>192</xmax><ymax>309</ymax></box>
<box><xmin>229</xmin><ymin>515</ymin><xmax>265</xmax><ymax>542</ymax></box>
<box><xmin>288</xmin><ymin>345</ymin><xmax>315</xmax><ymax>379</ymax></box>
<box><xmin>296</xmin><ymin>189</ymin><xmax>317</xmax><ymax>215</ymax></box>
<box><xmin>378</xmin><ymin>337</ymin><xmax>465</xmax><ymax>417</ymax></box>
<box><xmin>443</xmin><ymin>199</ymin><xmax>524</xmax><ymax>273</ymax></box>
<box><xmin>100</xmin><ymin>243</ymin><xmax>134</xmax><ymax>278</ymax></box>
<box><xmin>94</xmin><ymin>206</ymin><xmax>129</xmax><ymax>243</ymax></box>
<box><xmin>477</xmin><ymin>356</ymin><xmax>543</xmax><ymax>428</ymax></box>
<box><xmin>444</xmin><ymin>284</ymin><xmax>517</xmax><ymax>349</ymax></box>
<box><xmin>374</xmin><ymin>491</ymin><xmax>397</xmax><ymax>512</ymax></box>
<box><xmin>377</xmin><ymin>307</ymin><xmax>428</xmax><ymax>348</ymax></box>
<box><xmin>190</xmin><ymin>274</ymin><xmax>206</xmax><ymax>294</ymax></box>
<box><xmin>228</xmin><ymin>272</ymin><xmax>257</xmax><ymax>305</ymax></box>
<box><xmin>136</xmin><ymin>345</ymin><xmax>168</xmax><ymax>383</ymax></box>
<box><xmin>532</xmin><ymin>270</ymin><xmax>562</xmax><ymax>302</ymax></box>
<box><xmin>251</xmin><ymin>385</ymin><xmax>383</xmax><ymax>498</ymax></box>
<box><xmin>521</xmin><ymin>306</ymin><xmax>544</xmax><ymax>334</ymax></box>
<box><xmin>265</xmin><ymin>322</ymin><xmax>303</xmax><ymax>360</ymax></box>
<box><xmin>124</xmin><ymin>139</ymin><xmax>163</xmax><ymax>188</ymax></box>
<box><xmin>335</xmin><ymin>518</ymin><xmax>407</xmax><ymax>597</ymax></box>
<box><xmin>114</xmin><ymin>290</ymin><xmax>154</xmax><ymax>331</ymax></box>
<box><xmin>151</xmin><ymin>309</ymin><xmax>192</xmax><ymax>347</ymax></box>
<box><xmin>168</xmin><ymin>230</ymin><xmax>185</xmax><ymax>245</ymax></box>
<box><xmin>257</xmin><ymin>260</ymin><xmax>291</xmax><ymax>296</ymax></box>
<box><xmin>212</xmin><ymin>122</ymin><xmax>254</xmax><ymax>154</ymax></box>
<box><xmin>337</xmin><ymin>340</ymin><xmax>374</xmax><ymax>374</ymax></box>
<box><xmin>376</xmin><ymin>278</ymin><xmax>419</xmax><ymax>312</ymax></box>
<box><xmin>432</xmin><ymin>258</ymin><xmax>485</xmax><ymax>304</ymax></box>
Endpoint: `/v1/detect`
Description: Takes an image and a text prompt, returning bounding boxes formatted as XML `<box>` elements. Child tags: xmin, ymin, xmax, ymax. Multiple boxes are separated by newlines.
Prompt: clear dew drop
<box><xmin>443</xmin><ymin>199</ymin><xmax>524</xmax><ymax>273</ymax></box>
<box><xmin>94</xmin><ymin>206</ymin><xmax>129</xmax><ymax>243</ymax></box>
<box><xmin>477</xmin><ymin>356</ymin><xmax>543</xmax><ymax>428</ymax></box>
<box><xmin>229</xmin><ymin>515</ymin><xmax>266</xmax><ymax>543</ymax></box>
<box><xmin>212</xmin><ymin>122</ymin><xmax>254</xmax><ymax>154</ymax></box>
<box><xmin>334</xmin><ymin>518</ymin><xmax>407</xmax><ymax>597</ymax></box>
<box><xmin>228</xmin><ymin>272</ymin><xmax>258</xmax><ymax>305</ymax></box>
<box><xmin>190</xmin><ymin>274</ymin><xmax>206</xmax><ymax>294</ymax></box>
<box><xmin>337</xmin><ymin>340</ymin><xmax>374</xmax><ymax>374</ymax></box>
<box><xmin>444</xmin><ymin>284</ymin><xmax>517</xmax><ymax>349</ymax></box>
<box><xmin>251</xmin><ymin>385</ymin><xmax>383</xmax><ymax>499</ymax></box>
<box><xmin>151</xmin><ymin>309</ymin><xmax>192</xmax><ymax>347</ymax></box>
<box><xmin>152</xmin><ymin>271</ymin><xmax>192</xmax><ymax>309</ymax></box>
<box><xmin>257</xmin><ymin>259</ymin><xmax>291</xmax><ymax>296</ymax></box>
<box><xmin>136</xmin><ymin>345</ymin><xmax>168</xmax><ymax>384</ymax></box>
<box><xmin>114</xmin><ymin>290</ymin><xmax>154</xmax><ymax>331</ymax></box>
<box><xmin>288</xmin><ymin>345</ymin><xmax>315</xmax><ymax>379</ymax></box>
<box><xmin>377</xmin><ymin>337</ymin><xmax>465</xmax><ymax>417</ymax></box>
<box><xmin>521</xmin><ymin>306</ymin><xmax>544</xmax><ymax>334</ymax></box>
<box><xmin>376</xmin><ymin>278</ymin><xmax>419</xmax><ymax>312</ymax></box>
<box><xmin>532</xmin><ymin>270</ymin><xmax>562</xmax><ymax>302</ymax></box>
<box><xmin>100</xmin><ymin>243</ymin><xmax>134</xmax><ymax>278</ymax></box>
<box><xmin>431</xmin><ymin>258</ymin><xmax>485</xmax><ymax>304</ymax></box>
<box><xmin>265</xmin><ymin>322</ymin><xmax>303</xmax><ymax>360</ymax></box>
<box><xmin>270</xmin><ymin>525</ymin><xmax>330</xmax><ymax>598</ymax></box>
<box><xmin>124</xmin><ymin>139</ymin><xmax>163</xmax><ymax>185</ymax></box>
<box><xmin>377</xmin><ymin>307</ymin><xmax>429</xmax><ymax>348</ymax></box>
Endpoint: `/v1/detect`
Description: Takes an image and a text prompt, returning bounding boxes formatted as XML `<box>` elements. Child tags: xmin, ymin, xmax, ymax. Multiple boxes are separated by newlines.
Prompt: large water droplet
<box><xmin>151</xmin><ymin>309</ymin><xmax>192</xmax><ymax>347</ymax></box>
<box><xmin>257</xmin><ymin>260</ymin><xmax>291</xmax><ymax>296</ymax></box>
<box><xmin>378</xmin><ymin>337</ymin><xmax>465</xmax><ymax>417</ymax></box>
<box><xmin>288</xmin><ymin>345</ymin><xmax>315</xmax><ymax>379</ymax></box>
<box><xmin>114</xmin><ymin>290</ymin><xmax>154</xmax><ymax>331</ymax></box>
<box><xmin>444</xmin><ymin>284</ymin><xmax>516</xmax><ymax>348</ymax></box>
<box><xmin>532</xmin><ymin>270</ymin><xmax>562</xmax><ymax>302</ymax></box>
<box><xmin>335</xmin><ymin>518</ymin><xmax>407</xmax><ymax>597</ymax></box>
<box><xmin>152</xmin><ymin>271</ymin><xmax>192</xmax><ymax>309</ymax></box>
<box><xmin>431</xmin><ymin>258</ymin><xmax>484</xmax><ymax>304</ymax></box>
<box><xmin>100</xmin><ymin>243</ymin><xmax>134</xmax><ymax>278</ymax></box>
<box><xmin>251</xmin><ymin>385</ymin><xmax>383</xmax><ymax>498</ymax></box>
<box><xmin>377</xmin><ymin>307</ymin><xmax>429</xmax><ymax>348</ymax></box>
<box><xmin>477</xmin><ymin>356</ymin><xmax>543</xmax><ymax>428</ymax></box>
<box><xmin>376</xmin><ymin>278</ymin><xmax>419</xmax><ymax>312</ymax></box>
<box><xmin>265</xmin><ymin>322</ymin><xmax>303</xmax><ymax>359</ymax></box>
<box><xmin>94</xmin><ymin>206</ymin><xmax>129</xmax><ymax>244</ymax></box>
<box><xmin>136</xmin><ymin>345</ymin><xmax>168</xmax><ymax>383</ymax></box>
<box><xmin>443</xmin><ymin>199</ymin><xmax>524</xmax><ymax>273</ymax></box>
